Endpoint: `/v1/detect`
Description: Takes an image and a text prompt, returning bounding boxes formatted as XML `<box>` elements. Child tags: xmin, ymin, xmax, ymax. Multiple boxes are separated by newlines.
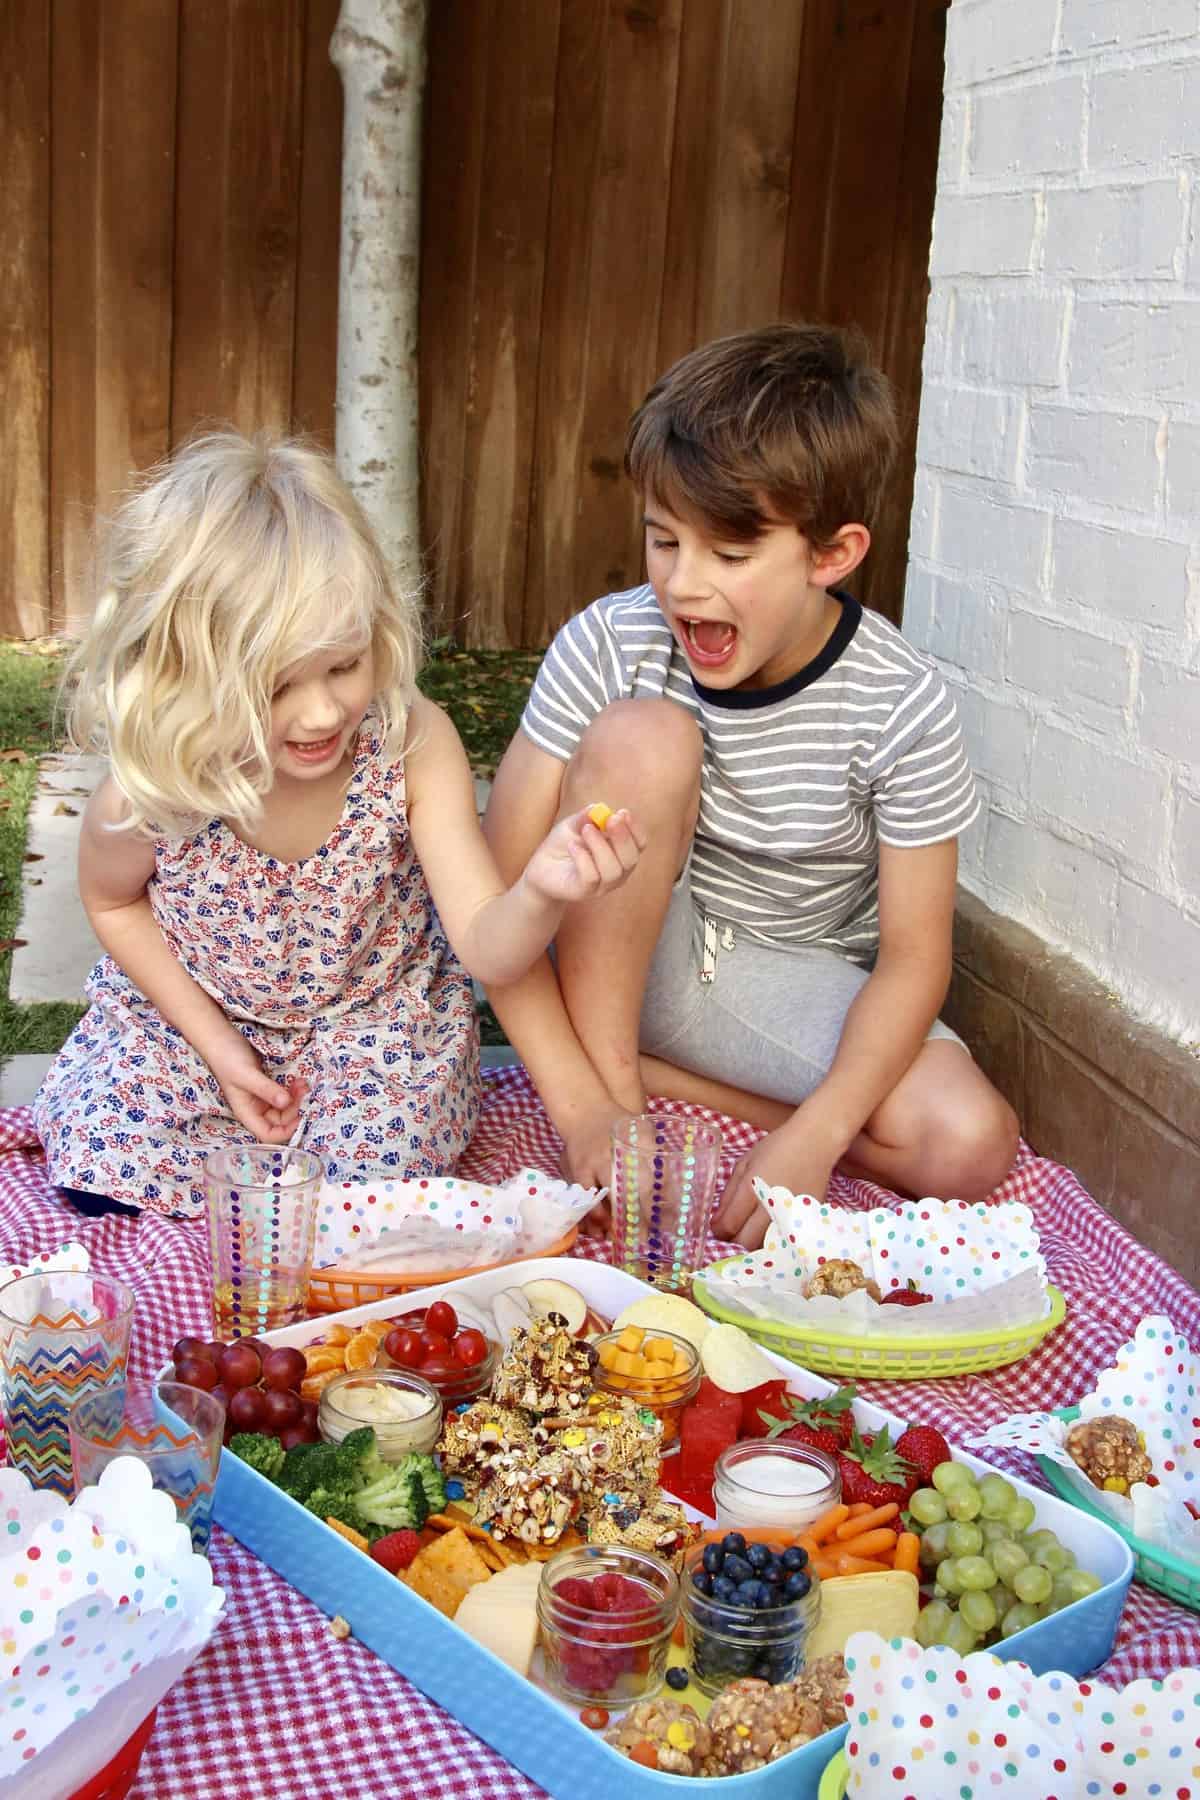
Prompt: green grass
<box><xmin>0</xmin><ymin>636</ymin><xmax>539</xmax><ymax>1061</ymax></box>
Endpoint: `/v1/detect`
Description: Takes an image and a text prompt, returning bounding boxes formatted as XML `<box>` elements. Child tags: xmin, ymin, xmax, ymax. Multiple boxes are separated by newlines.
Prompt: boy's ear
<box><xmin>810</xmin><ymin>523</ymin><xmax>871</xmax><ymax>590</ymax></box>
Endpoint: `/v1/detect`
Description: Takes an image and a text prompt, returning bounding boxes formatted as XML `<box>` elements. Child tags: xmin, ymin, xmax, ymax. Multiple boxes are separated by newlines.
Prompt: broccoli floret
<box><xmin>229</xmin><ymin>1433</ymin><xmax>286</xmax><ymax>1482</ymax></box>
<box><xmin>278</xmin><ymin>1440</ymin><xmax>346</xmax><ymax>1502</ymax></box>
<box><xmin>338</xmin><ymin>1425</ymin><xmax>389</xmax><ymax>1484</ymax></box>
<box><xmin>304</xmin><ymin>1487</ymin><xmax>370</xmax><ymax>1534</ymax></box>
<box><xmin>395</xmin><ymin>1452</ymin><xmax>446</xmax><ymax>1515</ymax></box>
<box><xmin>354</xmin><ymin>1466</ymin><xmax>430</xmax><ymax>1532</ymax></box>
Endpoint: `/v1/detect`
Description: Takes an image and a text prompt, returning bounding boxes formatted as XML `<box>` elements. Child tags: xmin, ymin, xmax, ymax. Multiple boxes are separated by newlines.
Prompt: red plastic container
<box><xmin>67</xmin><ymin>1707</ymin><xmax>158</xmax><ymax>1800</ymax></box>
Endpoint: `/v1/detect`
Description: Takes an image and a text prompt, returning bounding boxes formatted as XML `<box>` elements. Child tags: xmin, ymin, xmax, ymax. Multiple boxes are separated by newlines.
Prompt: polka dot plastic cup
<box><xmin>0</xmin><ymin>1271</ymin><xmax>135</xmax><ymax>1496</ymax></box>
<box><xmin>609</xmin><ymin>1115</ymin><xmax>723</xmax><ymax>1294</ymax></box>
<box><xmin>204</xmin><ymin>1145</ymin><xmax>324</xmax><ymax>1338</ymax></box>
<box><xmin>69</xmin><ymin>1379</ymin><xmax>224</xmax><ymax>1553</ymax></box>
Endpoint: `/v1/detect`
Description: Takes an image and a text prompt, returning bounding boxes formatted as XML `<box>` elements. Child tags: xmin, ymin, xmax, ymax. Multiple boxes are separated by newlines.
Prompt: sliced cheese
<box><xmin>805</xmin><ymin>1570</ymin><xmax>919</xmax><ymax>1662</ymax></box>
<box><xmin>454</xmin><ymin>1561</ymin><xmax>544</xmax><ymax>1678</ymax></box>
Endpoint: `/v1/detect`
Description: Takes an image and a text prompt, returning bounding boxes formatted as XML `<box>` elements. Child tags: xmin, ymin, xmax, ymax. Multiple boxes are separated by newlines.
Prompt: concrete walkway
<box><xmin>0</xmin><ymin>763</ymin><xmax>514</xmax><ymax>1108</ymax></box>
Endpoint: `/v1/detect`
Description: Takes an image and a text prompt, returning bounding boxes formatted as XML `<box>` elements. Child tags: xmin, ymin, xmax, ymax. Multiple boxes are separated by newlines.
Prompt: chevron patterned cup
<box><xmin>0</xmin><ymin>1272</ymin><xmax>135</xmax><ymax>1495</ymax></box>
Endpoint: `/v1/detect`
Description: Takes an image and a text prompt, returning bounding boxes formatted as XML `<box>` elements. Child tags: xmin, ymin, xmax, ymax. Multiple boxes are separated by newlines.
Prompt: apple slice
<box><xmin>521</xmin><ymin>1277</ymin><xmax>589</xmax><ymax>1336</ymax></box>
<box><xmin>492</xmin><ymin>1286</ymin><xmax>535</xmax><ymax>1342</ymax></box>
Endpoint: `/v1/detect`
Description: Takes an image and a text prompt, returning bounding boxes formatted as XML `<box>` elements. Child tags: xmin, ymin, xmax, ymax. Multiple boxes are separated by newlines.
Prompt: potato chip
<box><xmin>403</xmin><ymin>1527</ymin><xmax>493</xmax><ymax>1618</ymax></box>
<box><xmin>699</xmin><ymin>1321</ymin><xmax>778</xmax><ymax>1393</ymax></box>
<box><xmin>303</xmin><ymin>1346</ymin><xmax>346</xmax><ymax>1376</ymax></box>
<box><xmin>344</xmin><ymin>1330</ymin><xmax>378</xmax><ymax>1371</ymax></box>
<box><xmin>612</xmin><ymin>1293</ymin><xmax>711</xmax><ymax>1350</ymax></box>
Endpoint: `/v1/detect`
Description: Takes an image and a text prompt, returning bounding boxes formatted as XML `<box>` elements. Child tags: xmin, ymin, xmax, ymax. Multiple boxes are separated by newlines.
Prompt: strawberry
<box><xmin>880</xmin><ymin>1280</ymin><xmax>933</xmax><ymax>1307</ymax></box>
<box><xmin>835</xmin><ymin>1426</ymin><xmax>917</xmax><ymax>1509</ymax></box>
<box><xmin>892</xmin><ymin>1423</ymin><xmax>952</xmax><ymax>1489</ymax></box>
<box><xmin>370</xmin><ymin>1528</ymin><xmax>422</xmax><ymax>1574</ymax></box>
<box><xmin>764</xmin><ymin>1384</ymin><xmax>858</xmax><ymax>1454</ymax></box>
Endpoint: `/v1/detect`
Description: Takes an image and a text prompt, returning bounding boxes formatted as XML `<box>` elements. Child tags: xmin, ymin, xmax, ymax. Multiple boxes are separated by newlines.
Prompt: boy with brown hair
<box><xmin>483</xmin><ymin>324</ymin><xmax>1018</xmax><ymax>1246</ymax></box>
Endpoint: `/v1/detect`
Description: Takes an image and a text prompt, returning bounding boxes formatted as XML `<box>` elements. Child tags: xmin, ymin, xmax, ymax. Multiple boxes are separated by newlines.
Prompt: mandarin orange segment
<box><xmin>303</xmin><ymin>1345</ymin><xmax>346</xmax><ymax>1376</ymax></box>
<box><xmin>363</xmin><ymin>1317</ymin><xmax>394</xmax><ymax>1342</ymax></box>
<box><xmin>323</xmin><ymin>1324</ymin><xmax>355</xmax><ymax>1347</ymax></box>
<box><xmin>344</xmin><ymin>1330</ymin><xmax>378</xmax><ymax>1370</ymax></box>
<box><xmin>301</xmin><ymin>1368</ymin><xmax>344</xmax><ymax>1402</ymax></box>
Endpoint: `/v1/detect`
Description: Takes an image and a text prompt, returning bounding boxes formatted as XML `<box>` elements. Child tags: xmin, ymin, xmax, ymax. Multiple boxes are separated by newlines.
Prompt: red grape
<box><xmin>418</xmin><ymin>1328</ymin><xmax>451</xmax><ymax>1360</ymax></box>
<box><xmin>420</xmin><ymin>1354</ymin><xmax>465</xmax><ymax>1384</ymax></box>
<box><xmin>228</xmin><ymin>1386</ymin><xmax>268</xmax><ymax>1431</ymax></box>
<box><xmin>205</xmin><ymin>1341</ymin><xmax>227</xmax><ymax>1364</ymax></box>
<box><xmin>299</xmin><ymin>1399</ymin><xmax>319</xmax><ymax>1432</ymax></box>
<box><xmin>383</xmin><ymin>1327</ymin><xmax>423</xmax><ymax>1369</ymax></box>
<box><xmin>280</xmin><ymin>1420</ymin><xmax>320</xmax><ymax>1451</ymax></box>
<box><xmin>171</xmin><ymin>1336</ymin><xmax>210</xmax><ymax>1365</ymax></box>
<box><xmin>453</xmin><ymin>1328</ymin><xmax>489</xmax><ymax>1368</ymax></box>
<box><xmin>425</xmin><ymin>1300</ymin><xmax>458</xmax><ymax>1340</ymax></box>
<box><xmin>261</xmin><ymin>1387</ymin><xmax>303</xmax><ymax>1432</ymax></box>
<box><xmin>236</xmin><ymin>1337</ymin><xmax>270</xmax><ymax>1360</ymax></box>
<box><xmin>261</xmin><ymin>1346</ymin><xmax>307</xmax><ymax>1393</ymax></box>
<box><xmin>174</xmin><ymin>1356</ymin><xmax>220</xmax><ymax>1393</ymax></box>
<box><xmin>218</xmin><ymin>1343</ymin><xmax>263</xmax><ymax>1392</ymax></box>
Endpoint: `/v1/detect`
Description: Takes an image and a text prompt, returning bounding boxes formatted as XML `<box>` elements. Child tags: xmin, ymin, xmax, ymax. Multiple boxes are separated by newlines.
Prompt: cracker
<box><xmin>403</xmin><ymin>1527</ymin><xmax>494</xmax><ymax>1618</ymax></box>
<box><xmin>326</xmin><ymin>1517</ymin><xmax>369</xmax><ymax>1553</ymax></box>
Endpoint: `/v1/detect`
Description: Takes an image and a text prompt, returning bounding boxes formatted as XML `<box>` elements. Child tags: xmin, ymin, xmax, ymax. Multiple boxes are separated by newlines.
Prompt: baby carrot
<box><xmin>806</xmin><ymin>1503</ymin><xmax>851</xmax><ymax>1544</ymax></box>
<box><xmin>832</xmin><ymin>1552</ymin><xmax>892</xmax><ymax>1576</ymax></box>
<box><xmin>831</xmin><ymin>1527</ymin><xmax>898</xmax><ymax>1560</ymax></box>
<box><xmin>846</xmin><ymin>1502</ymin><xmax>875</xmax><ymax>1518</ymax></box>
<box><xmin>894</xmin><ymin>1531</ymin><xmax>921</xmax><ymax>1576</ymax></box>
<box><xmin>811</xmin><ymin>1555</ymin><xmax>838</xmax><ymax>1580</ymax></box>
<box><xmin>834</xmin><ymin>1502</ymin><xmax>899</xmax><ymax>1540</ymax></box>
<box><xmin>796</xmin><ymin>1534</ymin><xmax>822</xmax><ymax>1564</ymax></box>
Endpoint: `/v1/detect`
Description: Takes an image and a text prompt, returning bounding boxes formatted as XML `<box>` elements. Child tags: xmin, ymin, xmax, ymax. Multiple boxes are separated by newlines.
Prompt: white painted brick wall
<box><xmin>906</xmin><ymin>0</ymin><xmax>1200</xmax><ymax>1043</ymax></box>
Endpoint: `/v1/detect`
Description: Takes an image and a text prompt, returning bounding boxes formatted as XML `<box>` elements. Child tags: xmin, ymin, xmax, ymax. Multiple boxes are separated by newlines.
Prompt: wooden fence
<box><xmin>1</xmin><ymin>0</ymin><xmax>947</xmax><ymax>648</ymax></box>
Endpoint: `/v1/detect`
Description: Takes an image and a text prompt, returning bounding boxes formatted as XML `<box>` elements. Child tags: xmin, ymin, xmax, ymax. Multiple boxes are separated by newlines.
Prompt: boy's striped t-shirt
<box><xmin>520</xmin><ymin>585</ymin><xmax>979</xmax><ymax>966</ymax></box>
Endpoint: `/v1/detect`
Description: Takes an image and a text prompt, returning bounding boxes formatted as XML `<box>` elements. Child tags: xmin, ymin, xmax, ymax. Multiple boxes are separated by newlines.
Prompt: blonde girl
<box><xmin>34</xmin><ymin>433</ymin><xmax>643</xmax><ymax>1218</ymax></box>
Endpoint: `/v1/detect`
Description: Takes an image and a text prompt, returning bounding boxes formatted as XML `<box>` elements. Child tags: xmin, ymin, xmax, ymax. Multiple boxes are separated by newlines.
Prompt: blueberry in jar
<box><xmin>712</xmin><ymin>1575</ymin><xmax>737</xmax><ymax>1603</ymax></box>
<box><xmin>665</xmin><ymin>1666</ymin><xmax>689</xmax><ymax>1691</ymax></box>
<box><xmin>702</xmin><ymin>1543</ymin><xmax>725</xmax><ymax>1576</ymax></box>
<box><xmin>783</xmin><ymin>1570</ymin><xmax>812</xmax><ymax>1601</ymax></box>
<box><xmin>723</xmin><ymin>1553</ymin><xmax>753</xmax><ymax>1584</ymax></box>
<box><xmin>721</xmin><ymin>1532</ymin><xmax>747</xmax><ymax>1555</ymax></box>
<box><xmin>781</xmin><ymin>1545</ymin><xmax>808</xmax><ymax>1572</ymax></box>
<box><xmin>692</xmin><ymin>1570</ymin><xmax>713</xmax><ymax>1597</ymax></box>
<box><xmin>736</xmin><ymin>1579</ymin><xmax>761</xmax><ymax>1607</ymax></box>
<box><xmin>746</xmin><ymin>1542</ymin><xmax>772</xmax><ymax>1571</ymax></box>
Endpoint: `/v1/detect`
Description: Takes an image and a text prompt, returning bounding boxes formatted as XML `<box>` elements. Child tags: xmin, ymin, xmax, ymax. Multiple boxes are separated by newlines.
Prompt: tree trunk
<box><xmin>330</xmin><ymin>0</ymin><xmax>427</xmax><ymax>596</ymax></box>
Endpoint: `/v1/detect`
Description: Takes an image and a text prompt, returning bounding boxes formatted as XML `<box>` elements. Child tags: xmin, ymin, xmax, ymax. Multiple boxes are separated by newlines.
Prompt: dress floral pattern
<box><xmin>33</xmin><ymin>711</ymin><xmax>480</xmax><ymax>1218</ymax></box>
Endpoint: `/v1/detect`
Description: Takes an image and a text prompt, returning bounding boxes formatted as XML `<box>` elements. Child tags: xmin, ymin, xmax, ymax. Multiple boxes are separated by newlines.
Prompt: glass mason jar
<box><xmin>537</xmin><ymin>1544</ymin><xmax>680</xmax><ymax>1706</ymax></box>
<box><xmin>318</xmin><ymin>1368</ymin><xmax>442</xmax><ymax>1460</ymax></box>
<box><xmin>591</xmin><ymin>1327</ymin><xmax>702</xmax><ymax>1453</ymax></box>
<box><xmin>713</xmin><ymin>1440</ymin><xmax>841</xmax><ymax>1533</ymax></box>
<box><xmin>679</xmin><ymin>1541</ymin><xmax>821</xmax><ymax>1698</ymax></box>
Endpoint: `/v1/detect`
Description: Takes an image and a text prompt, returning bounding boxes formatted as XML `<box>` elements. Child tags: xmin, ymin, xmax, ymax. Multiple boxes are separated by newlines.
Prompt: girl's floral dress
<box><xmin>33</xmin><ymin>711</ymin><xmax>480</xmax><ymax>1218</ymax></box>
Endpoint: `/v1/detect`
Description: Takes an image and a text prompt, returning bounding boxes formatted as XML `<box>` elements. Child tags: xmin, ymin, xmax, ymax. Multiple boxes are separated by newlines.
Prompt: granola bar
<box><xmin>584</xmin><ymin>1491</ymin><xmax>695</xmax><ymax>1567</ymax></box>
<box><xmin>698</xmin><ymin>1677</ymin><xmax>823</xmax><ymax>1775</ymax></box>
<box><xmin>474</xmin><ymin>1445</ymin><xmax>590</xmax><ymax>1546</ymax></box>
<box><xmin>437</xmin><ymin>1402</ymin><xmax>539</xmax><ymax>1490</ymax></box>
<box><xmin>491</xmin><ymin>1319</ymin><xmax>597</xmax><ymax>1416</ymax></box>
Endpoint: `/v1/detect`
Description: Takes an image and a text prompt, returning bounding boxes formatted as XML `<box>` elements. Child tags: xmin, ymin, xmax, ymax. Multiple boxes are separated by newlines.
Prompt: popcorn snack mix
<box><xmin>803</xmin><ymin>1258</ymin><xmax>881</xmax><ymax>1302</ymax></box>
<box><xmin>1065</xmin><ymin>1413</ymin><xmax>1154</xmax><ymax>1494</ymax></box>
<box><xmin>606</xmin><ymin>1660</ymin><xmax>847</xmax><ymax>1776</ymax></box>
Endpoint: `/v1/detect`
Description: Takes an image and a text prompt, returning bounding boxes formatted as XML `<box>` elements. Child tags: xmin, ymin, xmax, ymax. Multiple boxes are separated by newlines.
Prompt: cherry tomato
<box><xmin>384</xmin><ymin>1327</ymin><xmax>423</xmax><ymax>1369</ymax></box>
<box><xmin>425</xmin><ymin>1300</ymin><xmax>458</xmax><ymax>1340</ymax></box>
<box><xmin>453</xmin><ymin>1328</ymin><xmax>489</xmax><ymax>1368</ymax></box>
<box><xmin>418</xmin><ymin>1328</ymin><xmax>452</xmax><ymax>1360</ymax></box>
<box><xmin>420</xmin><ymin>1354</ymin><xmax>464</xmax><ymax>1384</ymax></box>
<box><xmin>579</xmin><ymin>1707</ymin><xmax>609</xmax><ymax>1730</ymax></box>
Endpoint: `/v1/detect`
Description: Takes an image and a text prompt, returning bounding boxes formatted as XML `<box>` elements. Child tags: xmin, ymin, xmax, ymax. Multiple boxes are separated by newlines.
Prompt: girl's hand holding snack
<box><xmin>206</xmin><ymin>1043</ymin><xmax>305</xmax><ymax>1145</ymax></box>
<box><xmin>522</xmin><ymin>806</ymin><xmax>645</xmax><ymax>906</ymax></box>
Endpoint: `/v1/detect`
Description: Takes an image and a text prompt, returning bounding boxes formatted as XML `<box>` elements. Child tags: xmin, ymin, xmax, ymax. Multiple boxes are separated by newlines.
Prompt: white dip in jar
<box><xmin>713</xmin><ymin>1440</ymin><xmax>841</xmax><ymax>1532</ymax></box>
<box><xmin>318</xmin><ymin>1369</ymin><xmax>442</xmax><ymax>1459</ymax></box>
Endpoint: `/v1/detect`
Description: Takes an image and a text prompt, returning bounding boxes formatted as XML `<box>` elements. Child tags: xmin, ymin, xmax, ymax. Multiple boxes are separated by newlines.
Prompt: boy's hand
<box><xmin>522</xmin><ymin>806</ymin><xmax>646</xmax><ymax>906</ymax></box>
<box><xmin>713</xmin><ymin>1129</ymin><xmax>835</xmax><ymax>1249</ymax></box>
<box><xmin>207</xmin><ymin>1036</ymin><xmax>306</xmax><ymax>1144</ymax></box>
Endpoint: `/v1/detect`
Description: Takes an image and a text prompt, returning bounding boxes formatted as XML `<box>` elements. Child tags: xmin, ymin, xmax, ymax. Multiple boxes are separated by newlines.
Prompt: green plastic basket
<box><xmin>818</xmin><ymin>1751</ymin><xmax>848</xmax><ymax>1799</ymax></box>
<box><xmin>1038</xmin><ymin>1405</ymin><xmax>1200</xmax><ymax>1613</ymax></box>
<box><xmin>691</xmin><ymin>1269</ymin><xmax>1067</xmax><ymax>1379</ymax></box>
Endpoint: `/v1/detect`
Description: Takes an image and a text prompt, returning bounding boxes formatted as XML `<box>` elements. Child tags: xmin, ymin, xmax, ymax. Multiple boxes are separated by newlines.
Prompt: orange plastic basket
<box><xmin>305</xmin><ymin>1226</ymin><xmax>580</xmax><ymax>1314</ymax></box>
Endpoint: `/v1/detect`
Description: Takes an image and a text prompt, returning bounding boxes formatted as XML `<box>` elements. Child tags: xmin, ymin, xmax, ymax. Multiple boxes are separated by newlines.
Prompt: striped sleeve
<box><xmin>520</xmin><ymin>604</ymin><xmax>627</xmax><ymax>762</ymax></box>
<box><xmin>868</xmin><ymin>670</ymin><xmax>980</xmax><ymax>847</ymax></box>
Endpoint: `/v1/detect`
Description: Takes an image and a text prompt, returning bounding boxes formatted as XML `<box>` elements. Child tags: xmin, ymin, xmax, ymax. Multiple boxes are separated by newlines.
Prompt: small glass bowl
<box><xmin>679</xmin><ymin>1540</ymin><xmax>821</xmax><ymax>1698</ymax></box>
<box><xmin>591</xmin><ymin>1327</ymin><xmax>701</xmax><ymax>1453</ymax></box>
<box><xmin>318</xmin><ymin>1368</ymin><xmax>442</xmax><ymax>1459</ymax></box>
<box><xmin>375</xmin><ymin>1307</ymin><xmax>500</xmax><ymax>1406</ymax></box>
<box><xmin>537</xmin><ymin>1544</ymin><xmax>680</xmax><ymax>1706</ymax></box>
<box><xmin>713</xmin><ymin>1441</ymin><xmax>841</xmax><ymax>1534</ymax></box>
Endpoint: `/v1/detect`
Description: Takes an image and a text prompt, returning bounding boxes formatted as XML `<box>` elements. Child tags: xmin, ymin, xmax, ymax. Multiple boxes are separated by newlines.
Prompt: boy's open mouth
<box><xmin>681</xmin><ymin>616</ymin><xmax>738</xmax><ymax>669</ymax></box>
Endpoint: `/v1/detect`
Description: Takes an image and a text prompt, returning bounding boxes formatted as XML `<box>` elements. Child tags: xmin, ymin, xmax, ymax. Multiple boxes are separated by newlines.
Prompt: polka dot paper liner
<box><xmin>842</xmin><ymin>1628</ymin><xmax>1200</xmax><ymax>1797</ymax></box>
<box><xmin>312</xmin><ymin>1169</ymin><xmax>599</xmax><ymax>1271</ymax></box>
<box><xmin>2</xmin><ymin>1241</ymin><xmax>90</xmax><ymax>1286</ymax></box>
<box><xmin>968</xmin><ymin>1315</ymin><xmax>1200</xmax><ymax>1564</ymax></box>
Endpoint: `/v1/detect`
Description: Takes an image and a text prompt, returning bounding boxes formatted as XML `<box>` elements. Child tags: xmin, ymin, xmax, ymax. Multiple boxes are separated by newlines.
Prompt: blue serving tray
<box><xmin>212</xmin><ymin>1259</ymin><xmax>1134</xmax><ymax>1800</ymax></box>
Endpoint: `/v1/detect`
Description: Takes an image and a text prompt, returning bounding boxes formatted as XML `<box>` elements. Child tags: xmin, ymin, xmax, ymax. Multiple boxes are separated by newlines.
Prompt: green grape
<box><xmin>1023</xmin><ymin>1528</ymin><xmax>1058</xmax><ymax>1555</ymax></box>
<box><xmin>958</xmin><ymin>1588</ymin><xmax>998</xmax><ymax>1635</ymax></box>
<box><xmin>978</xmin><ymin>1474</ymin><xmax>1018</xmax><ymax>1519</ymax></box>
<box><xmin>1033</xmin><ymin>1542</ymin><xmax>1075</xmax><ymax>1574</ymax></box>
<box><xmin>914</xmin><ymin>1599</ymin><xmax>954</xmax><ymax>1647</ymax></box>
<box><xmin>991</xmin><ymin>1582</ymin><xmax>1015</xmax><ymax>1620</ymax></box>
<box><xmin>946</xmin><ymin>1487</ymin><xmax>983</xmax><ymax>1521</ymax></box>
<box><xmin>1008</xmin><ymin>1496</ymin><xmax>1036</xmax><ymax>1532</ymax></box>
<box><xmin>919</xmin><ymin>1521</ymin><xmax>952</xmax><ymax>1567</ymax></box>
<box><xmin>909</xmin><ymin>1487</ymin><xmax>949</xmax><ymax>1526</ymax></box>
<box><xmin>980</xmin><ymin>1519</ymin><xmax>1014</xmax><ymax>1547</ymax></box>
<box><xmin>936</xmin><ymin>1556</ymin><xmax>964</xmax><ymax>1595</ymax></box>
<box><xmin>990</xmin><ymin>1540</ymin><xmax>1030</xmax><ymax>1584</ymax></box>
<box><xmin>1000</xmin><ymin>1601</ymin><xmax>1040</xmax><ymax>1637</ymax></box>
<box><xmin>931</xmin><ymin>1461</ymin><xmax>975</xmax><ymax>1495</ymax></box>
<box><xmin>943</xmin><ymin>1614</ymin><xmax>980</xmax><ymax>1655</ymax></box>
<box><xmin>956</xmin><ymin>1555</ymin><xmax>999</xmax><ymax>1591</ymax></box>
<box><xmin>1050</xmin><ymin>1575</ymin><xmax>1077</xmax><ymax>1612</ymax></box>
<box><xmin>946</xmin><ymin>1520</ymin><xmax>983</xmax><ymax>1557</ymax></box>
<box><xmin>1013</xmin><ymin>1563</ymin><xmax>1053</xmax><ymax>1604</ymax></box>
<box><xmin>1061</xmin><ymin>1567</ymin><xmax>1103</xmax><ymax>1602</ymax></box>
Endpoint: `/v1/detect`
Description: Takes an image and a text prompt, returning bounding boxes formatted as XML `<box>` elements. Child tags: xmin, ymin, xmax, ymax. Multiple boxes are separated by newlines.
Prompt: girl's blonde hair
<box><xmin>66</xmin><ymin>431</ymin><xmax>423</xmax><ymax>835</ymax></box>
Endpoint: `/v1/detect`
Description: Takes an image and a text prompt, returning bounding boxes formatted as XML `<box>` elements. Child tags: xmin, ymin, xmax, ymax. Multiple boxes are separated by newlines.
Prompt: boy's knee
<box><xmin>566</xmin><ymin>699</ymin><xmax>702</xmax><ymax>802</ymax></box>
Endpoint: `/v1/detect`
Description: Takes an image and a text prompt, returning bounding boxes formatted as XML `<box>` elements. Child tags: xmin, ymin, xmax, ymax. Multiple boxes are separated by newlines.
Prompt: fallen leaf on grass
<box><xmin>0</xmin><ymin>750</ymin><xmax>29</xmax><ymax>764</ymax></box>
<box><xmin>23</xmin><ymin>853</ymin><xmax>43</xmax><ymax>863</ymax></box>
<box><xmin>52</xmin><ymin>802</ymin><xmax>78</xmax><ymax>816</ymax></box>
<box><xmin>0</xmin><ymin>939</ymin><xmax>28</xmax><ymax>954</ymax></box>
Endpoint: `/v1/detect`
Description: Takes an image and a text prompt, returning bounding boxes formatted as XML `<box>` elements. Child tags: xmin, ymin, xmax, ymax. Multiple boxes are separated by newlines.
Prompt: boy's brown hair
<box><xmin>624</xmin><ymin>322</ymin><xmax>898</xmax><ymax>549</ymax></box>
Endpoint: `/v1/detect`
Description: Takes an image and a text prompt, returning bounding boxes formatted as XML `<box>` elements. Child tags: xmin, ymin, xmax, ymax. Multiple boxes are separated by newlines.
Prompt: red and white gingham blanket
<box><xmin>1</xmin><ymin>1068</ymin><xmax>1197</xmax><ymax>1799</ymax></box>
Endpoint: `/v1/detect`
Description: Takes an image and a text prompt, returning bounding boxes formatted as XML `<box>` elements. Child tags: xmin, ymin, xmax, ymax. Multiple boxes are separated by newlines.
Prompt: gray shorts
<box><xmin>638</xmin><ymin>872</ymin><xmax>964</xmax><ymax>1106</ymax></box>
